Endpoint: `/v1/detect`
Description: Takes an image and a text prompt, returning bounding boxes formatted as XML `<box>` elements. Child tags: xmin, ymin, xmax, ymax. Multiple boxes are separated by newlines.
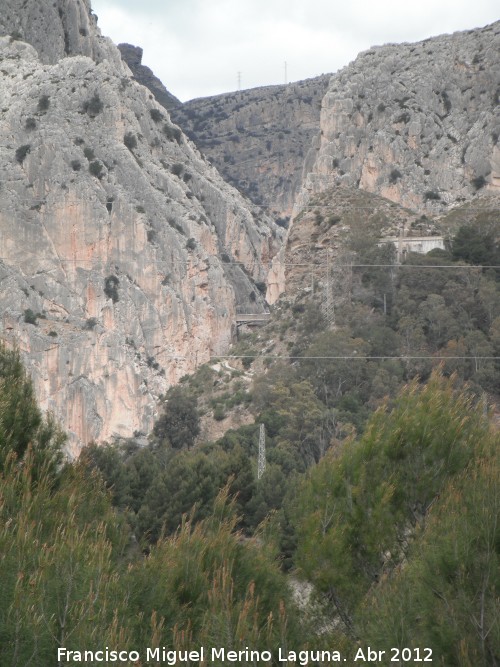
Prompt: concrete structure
<box><xmin>235</xmin><ymin>313</ymin><xmax>271</xmax><ymax>325</ymax></box>
<box><xmin>381</xmin><ymin>235</ymin><xmax>445</xmax><ymax>262</ymax></box>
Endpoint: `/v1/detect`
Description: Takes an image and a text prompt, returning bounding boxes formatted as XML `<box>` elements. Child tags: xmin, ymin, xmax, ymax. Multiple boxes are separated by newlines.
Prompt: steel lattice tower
<box><xmin>257</xmin><ymin>423</ymin><xmax>266</xmax><ymax>480</ymax></box>
<box><xmin>323</xmin><ymin>248</ymin><xmax>335</xmax><ymax>325</ymax></box>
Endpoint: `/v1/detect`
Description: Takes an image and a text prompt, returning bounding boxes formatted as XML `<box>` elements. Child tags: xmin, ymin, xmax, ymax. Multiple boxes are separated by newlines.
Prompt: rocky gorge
<box><xmin>0</xmin><ymin>1</ymin><xmax>499</xmax><ymax>453</ymax></box>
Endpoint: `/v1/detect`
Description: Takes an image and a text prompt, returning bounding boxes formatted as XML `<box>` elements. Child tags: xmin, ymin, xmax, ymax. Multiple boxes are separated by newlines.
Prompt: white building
<box><xmin>381</xmin><ymin>234</ymin><xmax>445</xmax><ymax>263</ymax></box>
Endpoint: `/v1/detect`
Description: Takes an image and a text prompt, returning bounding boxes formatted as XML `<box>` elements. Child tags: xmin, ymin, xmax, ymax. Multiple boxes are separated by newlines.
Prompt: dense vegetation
<box><xmin>1</xmin><ymin>218</ymin><xmax>499</xmax><ymax>665</ymax></box>
<box><xmin>288</xmin><ymin>373</ymin><xmax>499</xmax><ymax>663</ymax></box>
<box><xmin>86</xmin><ymin>223</ymin><xmax>500</xmax><ymax>545</ymax></box>
<box><xmin>1</xmin><ymin>344</ymin><xmax>498</xmax><ymax>665</ymax></box>
<box><xmin>0</xmin><ymin>345</ymin><xmax>306</xmax><ymax>665</ymax></box>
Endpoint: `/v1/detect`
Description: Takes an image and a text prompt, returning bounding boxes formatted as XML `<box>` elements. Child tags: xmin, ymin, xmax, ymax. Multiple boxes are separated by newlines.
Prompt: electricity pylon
<box><xmin>323</xmin><ymin>248</ymin><xmax>335</xmax><ymax>325</ymax></box>
<box><xmin>257</xmin><ymin>423</ymin><xmax>266</xmax><ymax>480</ymax></box>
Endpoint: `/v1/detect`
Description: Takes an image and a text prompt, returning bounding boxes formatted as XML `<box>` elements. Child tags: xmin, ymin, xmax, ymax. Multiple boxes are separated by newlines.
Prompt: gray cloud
<box><xmin>91</xmin><ymin>0</ymin><xmax>499</xmax><ymax>101</ymax></box>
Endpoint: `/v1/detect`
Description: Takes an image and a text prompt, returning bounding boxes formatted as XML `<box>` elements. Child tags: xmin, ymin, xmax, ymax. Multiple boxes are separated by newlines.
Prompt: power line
<box><xmin>211</xmin><ymin>354</ymin><xmax>500</xmax><ymax>361</ymax></box>
<box><xmin>284</xmin><ymin>263</ymin><xmax>500</xmax><ymax>269</ymax></box>
<box><xmin>0</xmin><ymin>256</ymin><xmax>498</xmax><ymax>269</ymax></box>
<box><xmin>2</xmin><ymin>335</ymin><xmax>498</xmax><ymax>364</ymax></box>
<box><xmin>1</xmin><ymin>196</ymin><xmax>498</xmax><ymax>212</ymax></box>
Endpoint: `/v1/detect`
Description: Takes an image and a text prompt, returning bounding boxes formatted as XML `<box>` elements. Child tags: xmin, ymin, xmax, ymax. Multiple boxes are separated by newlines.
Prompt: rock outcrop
<box><xmin>118</xmin><ymin>43</ymin><xmax>181</xmax><ymax>111</ymax></box>
<box><xmin>299</xmin><ymin>22</ymin><xmax>500</xmax><ymax>214</ymax></box>
<box><xmin>170</xmin><ymin>76</ymin><xmax>331</xmax><ymax>220</ymax></box>
<box><xmin>0</xmin><ymin>19</ymin><xmax>281</xmax><ymax>453</ymax></box>
<box><xmin>0</xmin><ymin>0</ymin><xmax>121</xmax><ymax>68</ymax></box>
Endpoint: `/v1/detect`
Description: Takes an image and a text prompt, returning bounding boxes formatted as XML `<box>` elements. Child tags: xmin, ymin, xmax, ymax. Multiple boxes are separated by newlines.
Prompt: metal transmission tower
<box><xmin>257</xmin><ymin>423</ymin><xmax>266</xmax><ymax>480</ymax></box>
<box><xmin>323</xmin><ymin>248</ymin><xmax>335</xmax><ymax>326</ymax></box>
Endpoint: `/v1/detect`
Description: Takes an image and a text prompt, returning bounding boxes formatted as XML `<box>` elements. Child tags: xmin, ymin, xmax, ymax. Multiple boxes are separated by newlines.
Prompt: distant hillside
<box><xmin>170</xmin><ymin>76</ymin><xmax>331</xmax><ymax>220</ymax></box>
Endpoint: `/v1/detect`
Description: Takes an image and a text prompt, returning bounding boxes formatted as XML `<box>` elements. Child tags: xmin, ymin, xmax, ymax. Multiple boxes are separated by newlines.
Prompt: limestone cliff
<box><xmin>300</xmin><ymin>21</ymin><xmax>500</xmax><ymax>213</ymax></box>
<box><xmin>0</xmin><ymin>25</ymin><xmax>281</xmax><ymax>452</ymax></box>
<box><xmin>0</xmin><ymin>0</ymin><xmax>121</xmax><ymax>67</ymax></box>
<box><xmin>170</xmin><ymin>76</ymin><xmax>331</xmax><ymax>220</ymax></box>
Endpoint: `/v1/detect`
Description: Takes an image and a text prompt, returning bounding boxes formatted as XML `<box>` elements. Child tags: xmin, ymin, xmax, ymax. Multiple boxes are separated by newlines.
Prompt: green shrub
<box><xmin>441</xmin><ymin>89</ymin><xmax>452</xmax><ymax>113</ymax></box>
<box><xmin>186</xmin><ymin>238</ymin><xmax>196</xmax><ymax>250</ymax></box>
<box><xmin>424</xmin><ymin>190</ymin><xmax>441</xmax><ymax>201</ymax></box>
<box><xmin>163</xmin><ymin>124</ymin><xmax>182</xmax><ymax>143</ymax></box>
<box><xmin>71</xmin><ymin>160</ymin><xmax>81</xmax><ymax>171</ymax></box>
<box><xmin>83</xmin><ymin>146</ymin><xmax>95</xmax><ymax>160</ymax></box>
<box><xmin>37</xmin><ymin>95</ymin><xmax>50</xmax><ymax>112</ymax></box>
<box><xmin>291</xmin><ymin>372</ymin><xmax>490</xmax><ymax>619</ymax></box>
<box><xmin>389</xmin><ymin>168</ymin><xmax>402</xmax><ymax>183</ymax></box>
<box><xmin>146</xmin><ymin>356</ymin><xmax>160</xmax><ymax>371</ymax></box>
<box><xmin>275</xmin><ymin>216</ymin><xmax>289</xmax><ymax>228</ymax></box>
<box><xmin>24</xmin><ymin>117</ymin><xmax>36</xmax><ymax>131</ymax></box>
<box><xmin>104</xmin><ymin>275</ymin><xmax>119</xmax><ymax>303</ymax></box>
<box><xmin>149</xmin><ymin>108</ymin><xmax>163</xmax><ymax>122</ymax></box>
<box><xmin>168</xmin><ymin>219</ymin><xmax>185</xmax><ymax>235</ymax></box>
<box><xmin>255</xmin><ymin>281</ymin><xmax>267</xmax><ymax>294</ymax></box>
<box><xmin>171</xmin><ymin>162</ymin><xmax>183</xmax><ymax>177</ymax></box>
<box><xmin>15</xmin><ymin>144</ymin><xmax>30</xmax><ymax>164</ymax></box>
<box><xmin>471</xmin><ymin>175</ymin><xmax>487</xmax><ymax>190</ymax></box>
<box><xmin>88</xmin><ymin>160</ymin><xmax>103</xmax><ymax>179</ymax></box>
<box><xmin>124</xmin><ymin>132</ymin><xmax>137</xmax><ymax>151</ymax></box>
<box><xmin>153</xmin><ymin>385</ymin><xmax>200</xmax><ymax>449</ymax></box>
<box><xmin>327</xmin><ymin>215</ymin><xmax>341</xmax><ymax>227</ymax></box>
<box><xmin>23</xmin><ymin>308</ymin><xmax>38</xmax><ymax>325</ymax></box>
<box><xmin>83</xmin><ymin>93</ymin><xmax>103</xmax><ymax>117</ymax></box>
<box><xmin>213</xmin><ymin>405</ymin><xmax>226</xmax><ymax>421</ymax></box>
<box><xmin>395</xmin><ymin>112</ymin><xmax>410</xmax><ymax>124</ymax></box>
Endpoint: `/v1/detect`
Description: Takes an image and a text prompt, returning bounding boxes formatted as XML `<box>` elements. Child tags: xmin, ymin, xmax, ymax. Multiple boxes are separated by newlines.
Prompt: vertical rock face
<box><xmin>0</xmin><ymin>25</ymin><xmax>282</xmax><ymax>453</ymax></box>
<box><xmin>0</xmin><ymin>0</ymin><xmax>121</xmax><ymax>67</ymax></box>
<box><xmin>170</xmin><ymin>76</ymin><xmax>331</xmax><ymax>220</ymax></box>
<box><xmin>299</xmin><ymin>22</ymin><xmax>500</xmax><ymax>213</ymax></box>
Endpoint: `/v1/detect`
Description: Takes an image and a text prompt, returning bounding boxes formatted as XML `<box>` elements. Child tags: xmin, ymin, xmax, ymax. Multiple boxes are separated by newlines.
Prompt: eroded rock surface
<box><xmin>170</xmin><ymin>76</ymin><xmax>331</xmax><ymax>220</ymax></box>
<box><xmin>299</xmin><ymin>22</ymin><xmax>500</xmax><ymax>213</ymax></box>
<box><xmin>0</xmin><ymin>30</ymin><xmax>281</xmax><ymax>453</ymax></box>
<box><xmin>0</xmin><ymin>0</ymin><xmax>121</xmax><ymax>67</ymax></box>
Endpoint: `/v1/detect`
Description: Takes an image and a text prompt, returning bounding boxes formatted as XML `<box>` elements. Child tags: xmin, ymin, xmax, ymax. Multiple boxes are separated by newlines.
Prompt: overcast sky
<box><xmin>91</xmin><ymin>0</ymin><xmax>499</xmax><ymax>102</ymax></box>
